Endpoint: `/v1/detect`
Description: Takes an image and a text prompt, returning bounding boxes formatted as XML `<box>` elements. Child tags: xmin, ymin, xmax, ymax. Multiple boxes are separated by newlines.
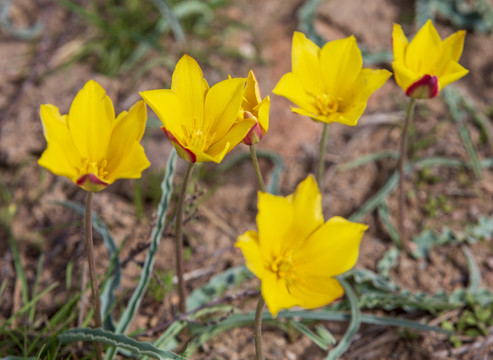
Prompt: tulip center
<box><xmin>78</xmin><ymin>158</ymin><xmax>109</xmax><ymax>180</ymax></box>
<box><xmin>183</xmin><ymin>127</ymin><xmax>215</xmax><ymax>152</ymax></box>
<box><xmin>314</xmin><ymin>94</ymin><xmax>340</xmax><ymax>115</ymax></box>
<box><xmin>270</xmin><ymin>255</ymin><xmax>294</xmax><ymax>280</ymax></box>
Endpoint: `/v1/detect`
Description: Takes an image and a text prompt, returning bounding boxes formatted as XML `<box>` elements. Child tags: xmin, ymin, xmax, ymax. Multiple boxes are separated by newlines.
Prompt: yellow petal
<box><xmin>38</xmin><ymin>141</ymin><xmax>79</xmax><ymax>182</ymax></box>
<box><xmin>295</xmin><ymin>43</ymin><xmax>325</xmax><ymax>94</ymax></box>
<box><xmin>320</xmin><ymin>36</ymin><xmax>362</xmax><ymax>97</ymax></box>
<box><xmin>331</xmin><ymin>102</ymin><xmax>367</xmax><ymax>126</ymax></box>
<box><xmin>289</xmin><ymin>175</ymin><xmax>324</xmax><ymax>248</ymax></box>
<box><xmin>206</xmin><ymin>118</ymin><xmax>256</xmax><ymax>162</ymax></box>
<box><xmin>273</xmin><ymin>72</ymin><xmax>317</xmax><ymax>114</ymax></box>
<box><xmin>67</xmin><ymin>80</ymin><xmax>115</xmax><ymax>161</ymax></box>
<box><xmin>140</xmin><ymin>89</ymin><xmax>186</xmax><ymax>143</ymax></box>
<box><xmin>235</xmin><ymin>231</ymin><xmax>265</xmax><ymax>279</ymax></box>
<box><xmin>392</xmin><ymin>23</ymin><xmax>408</xmax><ymax>63</ymax></box>
<box><xmin>289</xmin><ymin>277</ymin><xmax>344</xmax><ymax>309</ymax></box>
<box><xmin>347</xmin><ymin>68</ymin><xmax>392</xmax><ymax>104</ymax></box>
<box><xmin>257</xmin><ymin>191</ymin><xmax>295</xmax><ymax>261</ymax></box>
<box><xmin>39</xmin><ymin>104</ymin><xmax>81</xmax><ymax>169</ymax></box>
<box><xmin>291</xmin><ymin>106</ymin><xmax>328</xmax><ymax>123</ymax></box>
<box><xmin>105</xmin><ymin>143</ymin><xmax>150</xmax><ymax>182</ymax></box>
<box><xmin>105</xmin><ymin>100</ymin><xmax>150</xmax><ymax>178</ymax></box>
<box><xmin>392</xmin><ymin>61</ymin><xmax>421</xmax><ymax>93</ymax></box>
<box><xmin>261</xmin><ymin>271</ymin><xmax>298</xmax><ymax>318</ymax></box>
<box><xmin>339</xmin><ymin>68</ymin><xmax>392</xmax><ymax>126</ymax></box>
<box><xmin>292</xmin><ymin>31</ymin><xmax>320</xmax><ymax>81</ymax></box>
<box><xmin>257</xmin><ymin>95</ymin><xmax>270</xmax><ymax>133</ymax></box>
<box><xmin>441</xmin><ymin>30</ymin><xmax>466</xmax><ymax>63</ymax></box>
<box><xmin>243</xmin><ymin>70</ymin><xmax>261</xmax><ymax>111</ymax></box>
<box><xmin>171</xmin><ymin>55</ymin><xmax>209</xmax><ymax>130</ymax></box>
<box><xmin>405</xmin><ymin>20</ymin><xmax>442</xmax><ymax>74</ymax></box>
<box><xmin>295</xmin><ymin>216</ymin><xmax>368</xmax><ymax>277</ymax></box>
<box><xmin>438</xmin><ymin>62</ymin><xmax>469</xmax><ymax>89</ymax></box>
<box><xmin>205</xmin><ymin>77</ymin><xmax>245</xmax><ymax>141</ymax></box>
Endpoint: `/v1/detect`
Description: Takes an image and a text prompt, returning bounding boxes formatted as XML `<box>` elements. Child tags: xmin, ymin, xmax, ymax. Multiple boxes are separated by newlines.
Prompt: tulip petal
<box><xmin>332</xmin><ymin>102</ymin><xmax>367</xmax><ymax>126</ymax></box>
<box><xmin>105</xmin><ymin>143</ymin><xmax>150</xmax><ymax>182</ymax></box>
<box><xmin>320</xmin><ymin>36</ymin><xmax>362</xmax><ymax>97</ymax></box>
<box><xmin>438</xmin><ymin>62</ymin><xmax>469</xmax><ymax>89</ymax></box>
<box><xmin>405</xmin><ymin>20</ymin><xmax>442</xmax><ymax>74</ymax></box>
<box><xmin>68</xmin><ymin>80</ymin><xmax>115</xmax><ymax>161</ymax></box>
<box><xmin>289</xmin><ymin>175</ymin><xmax>324</xmax><ymax>248</ymax></box>
<box><xmin>206</xmin><ymin>118</ymin><xmax>256</xmax><ymax>162</ymax></box>
<box><xmin>273</xmin><ymin>72</ymin><xmax>316</xmax><ymax>114</ymax></box>
<box><xmin>291</xmin><ymin>107</ymin><xmax>325</xmax><ymax>122</ymax></box>
<box><xmin>289</xmin><ymin>277</ymin><xmax>344</xmax><ymax>309</ymax></box>
<box><xmin>257</xmin><ymin>96</ymin><xmax>270</xmax><ymax>133</ymax></box>
<box><xmin>292</xmin><ymin>31</ymin><xmax>321</xmax><ymax>91</ymax></box>
<box><xmin>39</xmin><ymin>104</ymin><xmax>81</xmax><ymax>169</ymax></box>
<box><xmin>257</xmin><ymin>192</ymin><xmax>295</xmax><ymax>261</ymax></box>
<box><xmin>348</xmin><ymin>68</ymin><xmax>393</xmax><ymax>104</ymax></box>
<box><xmin>171</xmin><ymin>55</ymin><xmax>208</xmax><ymax>130</ymax></box>
<box><xmin>105</xmin><ymin>101</ymin><xmax>150</xmax><ymax>179</ymax></box>
<box><xmin>243</xmin><ymin>70</ymin><xmax>261</xmax><ymax>111</ymax></box>
<box><xmin>235</xmin><ymin>231</ymin><xmax>265</xmax><ymax>279</ymax></box>
<box><xmin>440</xmin><ymin>30</ymin><xmax>466</xmax><ymax>63</ymax></box>
<box><xmin>392</xmin><ymin>23</ymin><xmax>408</xmax><ymax>62</ymax></box>
<box><xmin>261</xmin><ymin>271</ymin><xmax>298</xmax><ymax>318</ymax></box>
<box><xmin>392</xmin><ymin>61</ymin><xmax>421</xmax><ymax>93</ymax></box>
<box><xmin>205</xmin><ymin>77</ymin><xmax>245</xmax><ymax>141</ymax></box>
<box><xmin>140</xmin><ymin>89</ymin><xmax>186</xmax><ymax>144</ymax></box>
<box><xmin>339</xmin><ymin>68</ymin><xmax>392</xmax><ymax>125</ymax></box>
<box><xmin>295</xmin><ymin>216</ymin><xmax>368</xmax><ymax>277</ymax></box>
<box><xmin>406</xmin><ymin>74</ymin><xmax>439</xmax><ymax>99</ymax></box>
<box><xmin>38</xmin><ymin>140</ymin><xmax>79</xmax><ymax>182</ymax></box>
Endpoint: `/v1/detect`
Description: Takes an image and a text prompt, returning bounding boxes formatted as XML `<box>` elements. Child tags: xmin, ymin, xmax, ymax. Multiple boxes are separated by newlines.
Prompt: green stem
<box><xmin>175</xmin><ymin>162</ymin><xmax>194</xmax><ymax>313</ymax></box>
<box><xmin>254</xmin><ymin>295</ymin><xmax>265</xmax><ymax>360</ymax></box>
<box><xmin>398</xmin><ymin>98</ymin><xmax>416</xmax><ymax>251</ymax></box>
<box><xmin>250</xmin><ymin>146</ymin><xmax>266</xmax><ymax>193</ymax></box>
<box><xmin>85</xmin><ymin>191</ymin><xmax>102</xmax><ymax>360</ymax></box>
<box><xmin>317</xmin><ymin>123</ymin><xmax>329</xmax><ymax>187</ymax></box>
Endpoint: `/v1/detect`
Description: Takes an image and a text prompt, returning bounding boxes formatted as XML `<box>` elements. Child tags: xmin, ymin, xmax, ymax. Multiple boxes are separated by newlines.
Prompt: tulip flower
<box><xmin>273</xmin><ymin>32</ymin><xmax>391</xmax><ymax>126</ymax></box>
<box><xmin>236</xmin><ymin>175</ymin><xmax>367</xmax><ymax>317</ymax></box>
<box><xmin>140</xmin><ymin>55</ymin><xmax>257</xmax><ymax>163</ymax></box>
<box><xmin>392</xmin><ymin>19</ymin><xmax>469</xmax><ymax>99</ymax></box>
<box><xmin>240</xmin><ymin>70</ymin><xmax>270</xmax><ymax>145</ymax></box>
<box><xmin>38</xmin><ymin>80</ymin><xmax>150</xmax><ymax>192</ymax></box>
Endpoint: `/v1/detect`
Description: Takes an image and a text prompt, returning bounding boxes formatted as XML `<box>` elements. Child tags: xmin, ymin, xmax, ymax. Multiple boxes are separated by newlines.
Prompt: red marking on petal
<box><xmin>242</xmin><ymin>122</ymin><xmax>264</xmax><ymax>145</ymax></box>
<box><xmin>76</xmin><ymin>174</ymin><xmax>108</xmax><ymax>186</ymax></box>
<box><xmin>406</xmin><ymin>75</ymin><xmax>439</xmax><ymax>99</ymax></box>
<box><xmin>161</xmin><ymin>127</ymin><xmax>197</xmax><ymax>163</ymax></box>
<box><xmin>76</xmin><ymin>174</ymin><xmax>108</xmax><ymax>192</ymax></box>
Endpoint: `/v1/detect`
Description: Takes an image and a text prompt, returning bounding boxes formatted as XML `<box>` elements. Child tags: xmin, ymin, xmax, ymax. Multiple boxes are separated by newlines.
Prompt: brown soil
<box><xmin>1</xmin><ymin>0</ymin><xmax>493</xmax><ymax>359</ymax></box>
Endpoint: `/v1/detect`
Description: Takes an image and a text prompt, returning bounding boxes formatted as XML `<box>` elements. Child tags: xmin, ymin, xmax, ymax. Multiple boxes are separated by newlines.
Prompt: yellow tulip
<box><xmin>392</xmin><ymin>20</ymin><xmax>469</xmax><ymax>99</ymax></box>
<box><xmin>236</xmin><ymin>175</ymin><xmax>368</xmax><ymax>317</ymax></box>
<box><xmin>38</xmin><ymin>80</ymin><xmax>150</xmax><ymax>192</ymax></box>
<box><xmin>240</xmin><ymin>70</ymin><xmax>270</xmax><ymax>145</ymax></box>
<box><xmin>273</xmin><ymin>32</ymin><xmax>391</xmax><ymax>126</ymax></box>
<box><xmin>140</xmin><ymin>55</ymin><xmax>257</xmax><ymax>163</ymax></box>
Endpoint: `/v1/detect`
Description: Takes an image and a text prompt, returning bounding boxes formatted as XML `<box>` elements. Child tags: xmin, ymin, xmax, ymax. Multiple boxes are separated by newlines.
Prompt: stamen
<box><xmin>313</xmin><ymin>94</ymin><xmax>341</xmax><ymax>115</ymax></box>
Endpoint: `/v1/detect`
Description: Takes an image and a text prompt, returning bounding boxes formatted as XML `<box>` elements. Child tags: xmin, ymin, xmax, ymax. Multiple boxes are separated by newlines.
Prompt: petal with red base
<box><xmin>242</xmin><ymin>122</ymin><xmax>264</xmax><ymax>145</ymax></box>
<box><xmin>161</xmin><ymin>127</ymin><xmax>197</xmax><ymax>163</ymax></box>
<box><xmin>406</xmin><ymin>74</ymin><xmax>439</xmax><ymax>99</ymax></box>
<box><xmin>76</xmin><ymin>173</ymin><xmax>109</xmax><ymax>192</ymax></box>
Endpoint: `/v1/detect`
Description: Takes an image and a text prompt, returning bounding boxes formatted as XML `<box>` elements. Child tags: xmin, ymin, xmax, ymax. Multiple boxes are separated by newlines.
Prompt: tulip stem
<box><xmin>398</xmin><ymin>98</ymin><xmax>416</xmax><ymax>251</ymax></box>
<box><xmin>250</xmin><ymin>146</ymin><xmax>266</xmax><ymax>193</ymax></box>
<box><xmin>254</xmin><ymin>295</ymin><xmax>265</xmax><ymax>360</ymax></box>
<box><xmin>175</xmin><ymin>162</ymin><xmax>194</xmax><ymax>313</ymax></box>
<box><xmin>85</xmin><ymin>191</ymin><xmax>102</xmax><ymax>360</ymax></box>
<box><xmin>317</xmin><ymin>123</ymin><xmax>329</xmax><ymax>187</ymax></box>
